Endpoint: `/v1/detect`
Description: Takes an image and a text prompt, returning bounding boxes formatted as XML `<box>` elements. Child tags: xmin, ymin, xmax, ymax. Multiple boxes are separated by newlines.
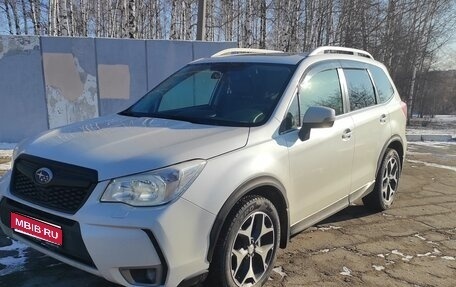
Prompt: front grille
<box><xmin>11</xmin><ymin>154</ymin><xmax>98</xmax><ymax>214</ymax></box>
<box><xmin>0</xmin><ymin>198</ymin><xmax>96</xmax><ymax>268</ymax></box>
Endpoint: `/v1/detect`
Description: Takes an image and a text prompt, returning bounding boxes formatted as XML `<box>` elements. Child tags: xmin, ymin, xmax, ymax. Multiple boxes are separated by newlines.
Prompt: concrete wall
<box><xmin>0</xmin><ymin>36</ymin><xmax>235</xmax><ymax>142</ymax></box>
<box><xmin>0</xmin><ymin>36</ymin><xmax>48</xmax><ymax>142</ymax></box>
<box><xmin>96</xmin><ymin>38</ymin><xmax>148</xmax><ymax>115</ymax></box>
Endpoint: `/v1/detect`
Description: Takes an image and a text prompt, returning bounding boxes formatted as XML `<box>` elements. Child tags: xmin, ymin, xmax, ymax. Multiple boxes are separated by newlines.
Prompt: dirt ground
<box><xmin>1</xmin><ymin>142</ymin><xmax>455</xmax><ymax>287</ymax></box>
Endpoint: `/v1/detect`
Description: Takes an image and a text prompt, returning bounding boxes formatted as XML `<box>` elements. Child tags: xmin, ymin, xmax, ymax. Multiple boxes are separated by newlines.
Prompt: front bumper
<box><xmin>0</xmin><ymin>172</ymin><xmax>215</xmax><ymax>286</ymax></box>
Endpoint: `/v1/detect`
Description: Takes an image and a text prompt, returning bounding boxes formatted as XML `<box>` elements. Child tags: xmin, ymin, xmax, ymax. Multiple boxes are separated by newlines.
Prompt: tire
<box><xmin>363</xmin><ymin>148</ymin><xmax>401</xmax><ymax>211</ymax></box>
<box><xmin>207</xmin><ymin>195</ymin><xmax>280</xmax><ymax>287</ymax></box>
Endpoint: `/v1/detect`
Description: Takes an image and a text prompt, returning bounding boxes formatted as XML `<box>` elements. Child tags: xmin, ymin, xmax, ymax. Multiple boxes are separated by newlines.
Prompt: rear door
<box><xmin>340</xmin><ymin>63</ymin><xmax>391</xmax><ymax>196</ymax></box>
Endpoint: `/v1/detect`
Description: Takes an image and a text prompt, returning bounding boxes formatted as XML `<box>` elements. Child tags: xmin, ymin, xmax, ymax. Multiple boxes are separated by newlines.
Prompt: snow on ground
<box><xmin>411</xmin><ymin>115</ymin><xmax>456</xmax><ymax>122</ymax></box>
<box><xmin>0</xmin><ymin>143</ymin><xmax>30</xmax><ymax>277</ymax></box>
<box><xmin>406</xmin><ymin>128</ymin><xmax>456</xmax><ymax>136</ymax></box>
<box><xmin>0</xmin><ymin>143</ymin><xmax>16</xmax><ymax>172</ymax></box>
<box><xmin>0</xmin><ymin>239</ymin><xmax>29</xmax><ymax>276</ymax></box>
<box><xmin>407</xmin><ymin>115</ymin><xmax>456</xmax><ymax>137</ymax></box>
<box><xmin>431</xmin><ymin>115</ymin><xmax>456</xmax><ymax>120</ymax></box>
<box><xmin>0</xmin><ymin>150</ymin><xmax>13</xmax><ymax>158</ymax></box>
<box><xmin>0</xmin><ymin>163</ymin><xmax>11</xmax><ymax>171</ymax></box>
<box><xmin>408</xmin><ymin>141</ymin><xmax>456</xmax><ymax>147</ymax></box>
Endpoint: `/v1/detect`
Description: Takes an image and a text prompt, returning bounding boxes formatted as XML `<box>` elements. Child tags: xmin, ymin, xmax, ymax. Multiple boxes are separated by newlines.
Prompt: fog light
<box><xmin>120</xmin><ymin>266</ymin><xmax>162</xmax><ymax>286</ymax></box>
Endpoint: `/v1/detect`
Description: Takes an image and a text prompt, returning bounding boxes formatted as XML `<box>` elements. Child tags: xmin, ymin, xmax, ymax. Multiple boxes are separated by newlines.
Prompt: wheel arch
<box><xmin>377</xmin><ymin>135</ymin><xmax>405</xmax><ymax>175</ymax></box>
<box><xmin>206</xmin><ymin>176</ymin><xmax>290</xmax><ymax>263</ymax></box>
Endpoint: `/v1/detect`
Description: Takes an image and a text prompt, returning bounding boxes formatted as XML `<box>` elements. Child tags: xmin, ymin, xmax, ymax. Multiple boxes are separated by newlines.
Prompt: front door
<box><xmin>282</xmin><ymin>66</ymin><xmax>355</xmax><ymax>224</ymax></box>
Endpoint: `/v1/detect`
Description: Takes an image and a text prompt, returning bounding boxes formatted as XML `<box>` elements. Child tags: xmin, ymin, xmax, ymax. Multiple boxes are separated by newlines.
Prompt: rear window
<box><xmin>370</xmin><ymin>66</ymin><xmax>395</xmax><ymax>103</ymax></box>
<box><xmin>344</xmin><ymin>69</ymin><xmax>376</xmax><ymax>111</ymax></box>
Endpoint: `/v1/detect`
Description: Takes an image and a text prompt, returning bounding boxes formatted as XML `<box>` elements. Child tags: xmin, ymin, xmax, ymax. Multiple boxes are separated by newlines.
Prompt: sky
<box><xmin>432</xmin><ymin>31</ymin><xmax>456</xmax><ymax>71</ymax></box>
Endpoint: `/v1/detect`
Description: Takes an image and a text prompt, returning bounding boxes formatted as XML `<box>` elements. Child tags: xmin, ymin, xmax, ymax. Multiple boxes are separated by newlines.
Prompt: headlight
<box><xmin>101</xmin><ymin>160</ymin><xmax>206</xmax><ymax>206</ymax></box>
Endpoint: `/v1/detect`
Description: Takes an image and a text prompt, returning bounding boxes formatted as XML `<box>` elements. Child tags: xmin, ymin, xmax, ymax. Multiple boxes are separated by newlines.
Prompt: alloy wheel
<box><xmin>230</xmin><ymin>211</ymin><xmax>275</xmax><ymax>286</ymax></box>
<box><xmin>381</xmin><ymin>156</ymin><xmax>399</xmax><ymax>204</ymax></box>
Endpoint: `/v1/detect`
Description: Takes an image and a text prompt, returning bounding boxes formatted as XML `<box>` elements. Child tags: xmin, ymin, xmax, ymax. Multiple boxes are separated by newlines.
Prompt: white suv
<box><xmin>0</xmin><ymin>46</ymin><xmax>406</xmax><ymax>287</ymax></box>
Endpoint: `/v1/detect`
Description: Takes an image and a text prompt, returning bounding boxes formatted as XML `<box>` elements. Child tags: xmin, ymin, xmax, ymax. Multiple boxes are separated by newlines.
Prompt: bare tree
<box><xmin>127</xmin><ymin>0</ymin><xmax>137</xmax><ymax>38</ymax></box>
<box><xmin>3</xmin><ymin>0</ymin><xmax>14</xmax><ymax>34</ymax></box>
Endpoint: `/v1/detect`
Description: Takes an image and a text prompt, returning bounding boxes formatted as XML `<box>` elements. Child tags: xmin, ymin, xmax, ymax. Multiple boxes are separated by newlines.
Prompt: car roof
<box><xmin>191</xmin><ymin>46</ymin><xmax>382</xmax><ymax>67</ymax></box>
<box><xmin>191</xmin><ymin>53</ymin><xmax>309</xmax><ymax>65</ymax></box>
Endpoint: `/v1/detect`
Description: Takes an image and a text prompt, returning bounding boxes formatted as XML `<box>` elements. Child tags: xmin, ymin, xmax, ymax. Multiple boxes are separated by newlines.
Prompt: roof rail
<box><xmin>212</xmin><ymin>48</ymin><xmax>284</xmax><ymax>57</ymax></box>
<box><xmin>309</xmin><ymin>46</ymin><xmax>374</xmax><ymax>60</ymax></box>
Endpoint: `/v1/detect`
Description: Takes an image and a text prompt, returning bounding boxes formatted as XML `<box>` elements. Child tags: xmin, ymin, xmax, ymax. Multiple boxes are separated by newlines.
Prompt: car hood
<box><xmin>16</xmin><ymin>114</ymin><xmax>249</xmax><ymax>180</ymax></box>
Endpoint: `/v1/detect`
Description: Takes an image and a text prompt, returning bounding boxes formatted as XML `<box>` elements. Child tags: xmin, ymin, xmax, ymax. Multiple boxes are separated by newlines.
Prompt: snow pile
<box><xmin>340</xmin><ymin>266</ymin><xmax>352</xmax><ymax>276</ymax></box>
<box><xmin>0</xmin><ymin>143</ymin><xmax>15</xmax><ymax>159</ymax></box>
<box><xmin>272</xmin><ymin>266</ymin><xmax>287</xmax><ymax>278</ymax></box>
<box><xmin>317</xmin><ymin>225</ymin><xmax>342</xmax><ymax>231</ymax></box>
<box><xmin>372</xmin><ymin>265</ymin><xmax>385</xmax><ymax>271</ymax></box>
<box><xmin>0</xmin><ymin>163</ymin><xmax>11</xmax><ymax>172</ymax></box>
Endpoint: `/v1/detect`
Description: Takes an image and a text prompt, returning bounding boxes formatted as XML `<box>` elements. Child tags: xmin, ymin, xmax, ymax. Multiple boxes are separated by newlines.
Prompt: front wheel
<box><xmin>363</xmin><ymin>148</ymin><xmax>401</xmax><ymax>211</ymax></box>
<box><xmin>207</xmin><ymin>195</ymin><xmax>280</xmax><ymax>287</ymax></box>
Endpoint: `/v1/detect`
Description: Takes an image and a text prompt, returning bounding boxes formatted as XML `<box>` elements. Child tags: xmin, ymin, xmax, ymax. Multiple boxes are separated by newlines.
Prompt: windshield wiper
<box><xmin>118</xmin><ymin>110</ymin><xmax>134</xmax><ymax>116</ymax></box>
<box><xmin>119</xmin><ymin>111</ymin><xmax>247</xmax><ymax>127</ymax></box>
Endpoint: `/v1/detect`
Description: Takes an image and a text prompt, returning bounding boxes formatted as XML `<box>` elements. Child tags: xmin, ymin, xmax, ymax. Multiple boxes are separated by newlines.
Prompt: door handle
<box><xmin>342</xmin><ymin>128</ymin><xmax>352</xmax><ymax>140</ymax></box>
<box><xmin>380</xmin><ymin>114</ymin><xmax>387</xmax><ymax>123</ymax></box>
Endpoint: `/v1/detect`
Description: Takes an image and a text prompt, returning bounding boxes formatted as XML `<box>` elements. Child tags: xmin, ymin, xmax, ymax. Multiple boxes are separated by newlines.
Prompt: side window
<box><xmin>159</xmin><ymin>70</ymin><xmax>218</xmax><ymax>111</ymax></box>
<box><xmin>281</xmin><ymin>95</ymin><xmax>300</xmax><ymax>132</ymax></box>
<box><xmin>298</xmin><ymin>69</ymin><xmax>343</xmax><ymax>116</ymax></box>
<box><xmin>344</xmin><ymin>69</ymin><xmax>376</xmax><ymax>111</ymax></box>
<box><xmin>370</xmin><ymin>66</ymin><xmax>395</xmax><ymax>103</ymax></box>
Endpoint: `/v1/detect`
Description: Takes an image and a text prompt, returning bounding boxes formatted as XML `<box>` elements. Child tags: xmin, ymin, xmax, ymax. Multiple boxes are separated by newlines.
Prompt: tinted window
<box><xmin>370</xmin><ymin>66</ymin><xmax>394</xmax><ymax>103</ymax></box>
<box><xmin>344</xmin><ymin>69</ymin><xmax>376</xmax><ymax>111</ymax></box>
<box><xmin>299</xmin><ymin>69</ymin><xmax>343</xmax><ymax>116</ymax></box>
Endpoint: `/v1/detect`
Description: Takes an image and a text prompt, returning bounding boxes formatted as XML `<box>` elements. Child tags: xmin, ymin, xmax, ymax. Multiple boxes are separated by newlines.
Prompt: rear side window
<box><xmin>299</xmin><ymin>69</ymin><xmax>343</xmax><ymax>116</ymax></box>
<box><xmin>370</xmin><ymin>66</ymin><xmax>394</xmax><ymax>103</ymax></box>
<box><xmin>344</xmin><ymin>69</ymin><xmax>376</xmax><ymax>111</ymax></box>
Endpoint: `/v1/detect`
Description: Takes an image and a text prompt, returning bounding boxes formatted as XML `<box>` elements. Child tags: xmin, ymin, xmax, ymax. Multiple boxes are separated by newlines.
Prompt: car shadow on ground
<box><xmin>314</xmin><ymin>204</ymin><xmax>377</xmax><ymax>226</ymax></box>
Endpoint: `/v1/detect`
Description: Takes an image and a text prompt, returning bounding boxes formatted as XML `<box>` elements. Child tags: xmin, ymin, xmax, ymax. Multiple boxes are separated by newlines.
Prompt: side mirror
<box><xmin>298</xmin><ymin>106</ymin><xmax>336</xmax><ymax>141</ymax></box>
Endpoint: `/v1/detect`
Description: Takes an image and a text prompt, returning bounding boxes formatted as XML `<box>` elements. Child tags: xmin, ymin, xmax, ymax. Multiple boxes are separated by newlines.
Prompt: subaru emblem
<box><xmin>34</xmin><ymin>168</ymin><xmax>53</xmax><ymax>185</ymax></box>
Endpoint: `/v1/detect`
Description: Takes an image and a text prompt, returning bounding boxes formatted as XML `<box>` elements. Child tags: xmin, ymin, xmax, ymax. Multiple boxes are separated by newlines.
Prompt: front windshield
<box><xmin>122</xmin><ymin>62</ymin><xmax>296</xmax><ymax>126</ymax></box>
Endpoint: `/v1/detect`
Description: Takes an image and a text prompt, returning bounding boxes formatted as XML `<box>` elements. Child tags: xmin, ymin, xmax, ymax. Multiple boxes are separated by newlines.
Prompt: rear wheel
<box><xmin>363</xmin><ymin>148</ymin><xmax>401</xmax><ymax>211</ymax></box>
<box><xmin>207</xmin><ymin>195</ymin><xmax>280</xmax><ymax>287</ymax></box>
